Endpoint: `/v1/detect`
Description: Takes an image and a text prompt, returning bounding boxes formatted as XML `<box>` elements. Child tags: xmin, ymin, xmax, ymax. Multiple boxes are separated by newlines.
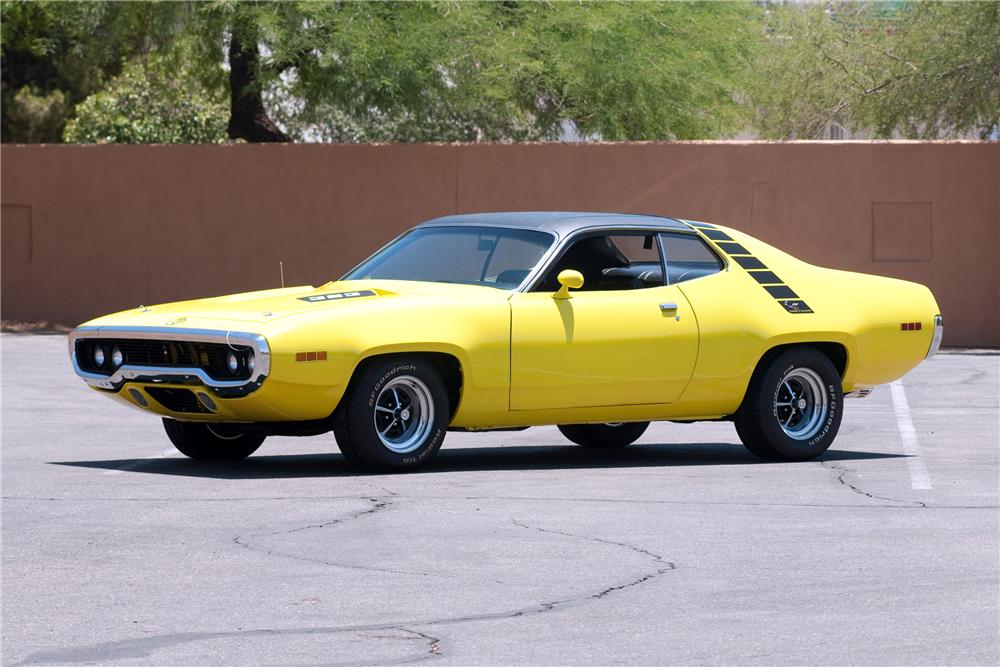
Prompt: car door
<box><xmin>508</xmin><ymin>231</ymin><xmax>699</xmax><ymax>411</ymax></box>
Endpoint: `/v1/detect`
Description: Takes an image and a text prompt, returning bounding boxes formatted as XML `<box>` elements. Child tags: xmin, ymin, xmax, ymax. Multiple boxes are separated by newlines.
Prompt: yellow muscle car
<box><xmin>69</xmin><ymin>212</ymin><xmax>942</xmax><ymax>470</ymax></box>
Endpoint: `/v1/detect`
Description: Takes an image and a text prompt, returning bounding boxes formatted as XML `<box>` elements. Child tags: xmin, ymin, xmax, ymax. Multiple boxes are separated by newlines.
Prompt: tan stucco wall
<box><xmin>2</xmin><ymin>142</ymin><xmax>997</xmax><ymax>346</ymax></box>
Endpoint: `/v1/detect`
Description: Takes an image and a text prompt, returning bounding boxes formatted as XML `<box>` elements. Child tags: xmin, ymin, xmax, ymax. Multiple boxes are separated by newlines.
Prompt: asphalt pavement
<box><xmin>2</xmin><ymin>334</ymin><xmax>998</xmax><ymax>666</ymax></box>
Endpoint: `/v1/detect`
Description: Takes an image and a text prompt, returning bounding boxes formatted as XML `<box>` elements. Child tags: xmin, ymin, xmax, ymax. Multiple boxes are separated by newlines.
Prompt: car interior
<box><xmin>532</xmin><ymin>232</ymin><xmax>722</xmax><ymax>292</ymax></box>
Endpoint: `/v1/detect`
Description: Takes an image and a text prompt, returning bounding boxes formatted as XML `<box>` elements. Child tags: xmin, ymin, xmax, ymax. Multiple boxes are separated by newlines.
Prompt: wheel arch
<box><xmin>736</xmin><ymin>340</ymin><xmax>849</xmax><ymax>414</ymax></box>
<box><xmin>343</xmin><ymin>348</ymin><xmax>464</xmax><ymax>420</ymax></box>
<box><xmin>754</xmin><ymin>340</ymin><xmax>849</xmax><ymax>380</ymax></box>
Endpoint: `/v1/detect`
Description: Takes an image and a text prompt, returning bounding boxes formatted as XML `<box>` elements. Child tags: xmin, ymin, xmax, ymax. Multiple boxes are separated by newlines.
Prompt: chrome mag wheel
<box><xmin>373</xmin><ymin>375</ymin><xmax>435</xmax><ymax>454</ymax></box>
<box><xmin>774</xmin><ymin>367</ymin><xmax>829</xmax><ymax>441</ymax></box>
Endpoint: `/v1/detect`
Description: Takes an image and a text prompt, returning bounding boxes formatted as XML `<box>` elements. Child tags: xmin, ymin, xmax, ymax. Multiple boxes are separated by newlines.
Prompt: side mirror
<box><xmin>553</xmin><ymin>269</ymin><xmax>584</xmax><ymax>299</ymax></box>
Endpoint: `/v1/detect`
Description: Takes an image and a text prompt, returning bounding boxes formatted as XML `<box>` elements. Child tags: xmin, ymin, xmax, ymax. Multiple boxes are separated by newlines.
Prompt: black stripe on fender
<box><xmin>691</xmin><ymin>225</ymin><xmax>815</xmax><ymax>314</ymax></box>
<box><xmin>701</xmin><ymin>229</ymin><xmax>734</xmax><ymax>241</ymax></box>
<box><xmin>764</xmin><ymin>285</ymin><xmax>799</xmax><ymax>299</ymax></box>
<box><xmin>715</xmin><ymin>241</ymin><xmax>751</xmax><ymax>256</ymax></box>
<box><xmin>778</xmin><ymin>300</ymin><xmax>814</xmax><ymax>314</ymax></box>
<box><xmin>733</xmin><ymin>256</ymin><xmax>767</xmax><ymax>270</ymax></box>
<box><xmin>747</xmin><ymin>270</ymin><xmax>783</xmax><ymax>285</ymax></box>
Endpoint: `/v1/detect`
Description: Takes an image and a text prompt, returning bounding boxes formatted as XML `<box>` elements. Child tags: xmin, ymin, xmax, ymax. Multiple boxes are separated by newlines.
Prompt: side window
<box><xmin>660</xmin><ymin>233</ymin><xmax>723</xmax><ymax>285</ymax></box>
<box><xmin>534</xmin><ymin>232</ymin><xmax>664</xmax><ymax>292</ymax></box>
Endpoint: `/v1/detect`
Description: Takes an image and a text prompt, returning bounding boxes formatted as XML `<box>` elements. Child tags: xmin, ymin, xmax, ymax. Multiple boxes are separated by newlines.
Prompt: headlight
<box><xmin>93</xmin><ymin>346</ymin><xmax>106</xmax><ymax>367</ymax></box>
<box><xmin>111</xmin><ymin>347</ymin><xmax>123</xmax><ymax>368</ymax></box>
<box><xmin>227</xmin><ymin>351</ymin><xmax>239</xmax><ymax>373</ymax></box>
<box><xmin>246</xmin><ymin>351</ymin><xmax>255</xmax><ymax>373</ymax></box>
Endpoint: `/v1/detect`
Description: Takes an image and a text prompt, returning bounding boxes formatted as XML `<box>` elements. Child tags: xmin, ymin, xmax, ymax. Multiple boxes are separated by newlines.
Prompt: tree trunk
<box><xmin>227</xmin><ymin>30</ymin><xmax>289</xmax><ymax>143</ymax></box>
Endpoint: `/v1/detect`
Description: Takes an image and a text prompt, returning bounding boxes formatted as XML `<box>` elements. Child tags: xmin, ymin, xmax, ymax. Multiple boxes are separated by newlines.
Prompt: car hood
<box><xmin>79</xmin><ymin>280</ymin><xmax>511</xmax><ymax>330</ymax></box>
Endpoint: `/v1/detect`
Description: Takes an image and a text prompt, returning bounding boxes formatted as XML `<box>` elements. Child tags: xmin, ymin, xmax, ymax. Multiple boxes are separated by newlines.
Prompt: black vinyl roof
<box><xmin>417</xmin><ymin>211</ymin><xmax>693</xmax><ymax>237</ymax></box>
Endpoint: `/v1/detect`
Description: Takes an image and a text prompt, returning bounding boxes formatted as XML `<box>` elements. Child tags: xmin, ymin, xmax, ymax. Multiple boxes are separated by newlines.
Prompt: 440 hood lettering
<box><xmin>298</xmin><ymin>290</ymin><xmax>376</xmax><ymax>303</ymax></box>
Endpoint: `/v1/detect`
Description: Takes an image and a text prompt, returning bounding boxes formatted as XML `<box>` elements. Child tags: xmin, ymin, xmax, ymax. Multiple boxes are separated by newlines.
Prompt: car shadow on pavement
<box><xmin>50</xmin><ymin>443</ymin><xmax>908</xmax><ymax>479</ymax></box>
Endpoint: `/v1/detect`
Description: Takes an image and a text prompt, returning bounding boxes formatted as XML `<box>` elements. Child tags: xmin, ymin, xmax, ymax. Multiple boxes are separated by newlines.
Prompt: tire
<box><xmin>557</xmin><ymin>422</ymin><xmax>649</xmax><ymax>448</ymax></box>
<box><xmin>162</xmin><ymin>419</ymin><xmax>265</xmax><ymax>461</ymax></box>
<box><xmin>332</xmin><ymin>356</ymin><xmax>449</xmax><ymax>471</ymax></box>
<box><xmin>735</xmin><ymin>347</ymin><xmax>842</xmax><ymax>461</ymax></box>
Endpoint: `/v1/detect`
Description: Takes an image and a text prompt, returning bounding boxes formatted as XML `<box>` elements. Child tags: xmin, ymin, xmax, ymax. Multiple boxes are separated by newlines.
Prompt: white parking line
<box><xmin>890</xmin><ymin>380</ymin><xmax>932</xmax><ymax>490</ymax></box>
<box><xmin>102</xmin><ymin>447</ymin><xmax>178</xmax><ymax>475</ymax></box>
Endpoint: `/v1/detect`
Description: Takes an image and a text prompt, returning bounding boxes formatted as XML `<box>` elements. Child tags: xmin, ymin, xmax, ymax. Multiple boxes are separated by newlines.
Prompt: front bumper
<box><xmin>926</xmin><ymin>314</ymin><xmax>944</xmax><ymax>358</ymax></box>
<box><xmin>69</xmin><ymin>326</ymin><xmax>271</xmax><ymax>398</ymax></box>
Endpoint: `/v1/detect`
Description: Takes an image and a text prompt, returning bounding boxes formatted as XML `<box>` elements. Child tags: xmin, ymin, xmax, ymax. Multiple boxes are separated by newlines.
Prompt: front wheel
<box><xmin>735</xmin><ymin>348</ymin><xmax>842</xmax><ymax>461</ymax></box>
<box><xmin>162</xmin><ymin>419</ymin><xmax>265</xmax><ymax>461</ymax></box>
<box><xmin>333</xmin><ymin>357</ymin><xmax>449</xmax><ymax>471</ymax></box>
<box><xmin>557</xmin><ymin>422</ymin><xmax>649</xmax><ymax>448</ymax></box>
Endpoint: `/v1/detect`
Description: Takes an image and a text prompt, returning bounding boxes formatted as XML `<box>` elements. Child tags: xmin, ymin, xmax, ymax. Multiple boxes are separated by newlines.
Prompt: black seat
<box><xmin>495</xmin><ymin>269</ymin><xmax>531</xmax><ymax>288</ymax></box>
<box><xmin>601</xmin><ymin>262</ymin><xmax>663</xmax><ymax>288</ymax></box>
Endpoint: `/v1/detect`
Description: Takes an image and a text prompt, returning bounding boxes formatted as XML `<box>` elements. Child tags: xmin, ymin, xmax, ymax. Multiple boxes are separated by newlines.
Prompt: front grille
<box><xmin>145</xmin><ymin>387</ymin><xmax>210</xmax><ymax>413</ymax></box>
<box><xmin>75</xmin><ymin>338</ymin><xmax>253</xmax><ymax>380</ymax></box>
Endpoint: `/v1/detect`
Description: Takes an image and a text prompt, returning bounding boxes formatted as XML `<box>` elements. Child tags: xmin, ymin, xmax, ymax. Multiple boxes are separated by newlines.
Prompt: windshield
<box><xmin>344</xmin><ymin>226</ymin><xmax>555</xmax><ymax>289</ymax></box>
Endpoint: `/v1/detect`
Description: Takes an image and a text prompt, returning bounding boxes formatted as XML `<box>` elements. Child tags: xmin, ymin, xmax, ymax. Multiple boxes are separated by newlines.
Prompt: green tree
<box><xmin>751</xmin><ymin>1</ymin><xmax>1000</xmax><ymax>140</ymax></box>
<box><xmin>236</xmin><ymin>1</ymin><xmax>758</xmax><ymax>141</ymax></box>
<box><xmin>3</xmin><ymin>1</ymin><xmax>761</xmax><ymax>143</ymax></box>
<box><xmin>1</xmin><ymin>0</ymin><xmax>198</xmax><ymax>142</ymax></box>
<box><xmin>63</xmin><ymin>54</ymin><xmax>227</xmax><ymax>144</ymax></box>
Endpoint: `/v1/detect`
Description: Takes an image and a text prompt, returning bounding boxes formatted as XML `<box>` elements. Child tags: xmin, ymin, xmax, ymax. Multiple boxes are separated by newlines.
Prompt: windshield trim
<box><xmin>341</xmin><ymin>224</ymin><xmax>558</xmax><ymax>292</ymax></box>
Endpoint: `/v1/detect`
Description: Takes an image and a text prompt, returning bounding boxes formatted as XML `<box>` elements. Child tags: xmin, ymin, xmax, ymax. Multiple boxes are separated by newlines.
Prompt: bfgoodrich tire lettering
<box><xmin>333</xmin><ymin>357</ymin><xmax>449</xmax><ymax>471</ymax></box>
<box><xmin>162</xmin><ymin>419</ymin><xmax>265</xmax><ymax>461</ymax></box>
<box><xmin>735</xmin><ymin>348</ymin><xmax>843</xmax><ymax>461</ymax></box>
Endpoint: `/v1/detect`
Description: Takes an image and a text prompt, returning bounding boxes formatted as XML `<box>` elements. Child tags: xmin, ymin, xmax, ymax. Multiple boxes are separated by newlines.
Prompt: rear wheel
<box><xmin>162</xmin><ymin>419</ymin><xmax>265</xmax><ymax>461</ymax></box>
<box><xmin>735</xmin><ymin>348</ymin><xmax>842</xmax><ymax>461</ymax></box>
<box><xmin>333</xmin><ymin>357</ymin><xmax>449</xmax><ymax>471</ymax></box>
<box><xmin>557</xmin><ymin>422</ymin><xmax>649</xmax><ymax>448</ymax></box>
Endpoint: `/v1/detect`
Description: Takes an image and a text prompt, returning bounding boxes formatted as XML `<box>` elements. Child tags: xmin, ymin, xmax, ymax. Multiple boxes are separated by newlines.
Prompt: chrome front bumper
<box><xmin>926</xmin><ymin>314</ymin><xmax>944</xmax><ymax>359</ymax></box>
<box><xmin>68</xmin><ymin>326</ymin><xmax>270</xmax><ymax>397</ymax></box>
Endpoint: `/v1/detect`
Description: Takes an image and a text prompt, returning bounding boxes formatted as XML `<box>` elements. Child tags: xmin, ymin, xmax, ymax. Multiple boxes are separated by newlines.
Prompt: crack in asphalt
<box><xmin>5</xmin><ymin>493</ymin><xmax>994</xmax><ymax>510</ymax></box>
<box><xmin>820</xmin><ymin>461</ymin><xmax>927</xmax><ymax>508</ymax></box>
<box><xmin>509</xmin><ymin>519</ymin><xmax>677</xmax><ymax>602</ymax></box>
<box><xmin>13</xmin><ymin>520</ymin><xmax>674</xmax><ymax>665</ymax></box>
<box><xmin>390</xmin><ymin>627</ymin><xmax>443</xmax><ymax>664</ymax></box>
<box><xmin>902</xmin><ymin>367</ymin><xmax>988</xmax><ymax>388</ymax></box>
<box><xmin>15</xmin><ymin>626</ymin><xmax>441</xmax><ymax>667</ymax></box>
<box><xmin>231</xmin><ymin>492</ymin><xmax>434</xmax><ymax>578</ymax></box>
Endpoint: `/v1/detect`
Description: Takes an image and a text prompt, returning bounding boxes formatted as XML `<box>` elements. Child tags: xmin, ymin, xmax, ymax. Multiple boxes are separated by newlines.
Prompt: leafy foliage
<box><xmin>6</xmin><ymin>86</ymin><xmax>67</xmax><ymax>142</ymax></box>
<box><xmin>63</xmin><ymin>54</ymin><xmax>227</xmax><ymax>144</ymax></box>
<box><xmin>462</xmin><ymin>1</ymin><xmax>757</xmax><ymax>140</ymax></box>
<box><xmin>4</xmin><ymin>1</ymin><xmax>995</xmax><ymax>144</ymax></box>
<box><xmin>249</xmin><ymin>1</ymin><xmax>756</xmax><ymax>141</ymax></box>
<box><xmin>3</xmin><ymin>1</ymin><xmax>759</xmax><ymax>143</ymax></box>
<box><xmin>1</xmin><ymin>0</ymin><xmax>197</xmax><ymax>141</ymax></box>
<box><xmin>751</xmin><ymin>1</ymin><xmax>1000</xmax><ymax>139</ymax></box>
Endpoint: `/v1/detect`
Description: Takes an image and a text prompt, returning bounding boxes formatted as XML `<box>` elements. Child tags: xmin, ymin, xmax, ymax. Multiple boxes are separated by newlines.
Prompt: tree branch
<box><xmin>227</xmin><ymin>29</ymin><xmax>289</xmax><ymax>143</ymax></box>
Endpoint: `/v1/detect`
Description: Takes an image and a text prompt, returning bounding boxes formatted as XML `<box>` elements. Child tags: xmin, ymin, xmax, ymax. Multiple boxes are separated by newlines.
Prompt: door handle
<box><xmin>659</xmin><ymin>302</ymin><xmax>678</xmax><ymax>312</ymax></box>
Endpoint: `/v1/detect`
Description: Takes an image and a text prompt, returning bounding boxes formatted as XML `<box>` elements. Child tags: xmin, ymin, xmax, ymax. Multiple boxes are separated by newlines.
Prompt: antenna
<box><xmin>279</xmin><ymin>260</ymin><xmax>285</xmax><ymax>288</ymax></box>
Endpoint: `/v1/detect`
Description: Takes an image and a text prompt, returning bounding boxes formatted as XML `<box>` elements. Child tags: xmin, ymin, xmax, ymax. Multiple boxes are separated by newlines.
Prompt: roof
<box><xmin>417</xmin><ymin>211</ymin><xmax>692</xmax><ymax>237</ymax></box>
